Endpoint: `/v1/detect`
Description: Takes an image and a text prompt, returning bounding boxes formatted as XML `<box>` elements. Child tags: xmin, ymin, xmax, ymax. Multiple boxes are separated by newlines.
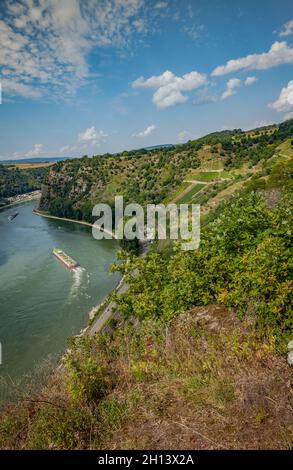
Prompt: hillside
<box><xmin>0</xmin><ymin>164</ymin><xmax>49</xmax><ymax>203</ymax></box>
<box><xmin>0</xmin><ymin>120</ymin><xmax>292</xmax><ymax>450</ymax></box>
<box><xmin>1</xmin><ymin>305</ymin><xmax>292</xmax><ymax>450</ymax></box>
<box><xmin>39</xmin><ymin>120</ymin><xmax>293</xmax><ymax>222</ymax></box>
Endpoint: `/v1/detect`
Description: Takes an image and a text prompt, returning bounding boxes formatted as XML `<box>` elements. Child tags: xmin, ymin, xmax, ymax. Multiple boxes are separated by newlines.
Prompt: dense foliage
<box><xmin>40</xmin><ymin>120</ymin><xmax>293</xmax><ymax>222</ymax></box>
<box><xmin>113</xmin><ymin>157</ymin><xmax>293</xmax><ymax>347</ymax></box>
<box><xmin>0</xmin><ymin>164</ymin><xmax>48</xmax><ymax>198</ymax></box>
<box><xmin>39</xmin><ymin>149</ymin><xmax>201</xmax><ymax>222</ymax></box>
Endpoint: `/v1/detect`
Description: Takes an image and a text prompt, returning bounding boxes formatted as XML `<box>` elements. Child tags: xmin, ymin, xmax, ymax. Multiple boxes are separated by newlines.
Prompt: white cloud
<box><xmin>221</xmin><ymin>75</ymin><xmax>257</xmax><ymax>100</ymax></box>
<box><xmin>133</xmin><ymin>124</ymin><xmax>156</xmax><ymax>137</ymax></box>
<box><xmin>212</xmin><ymin>41</ymin><xmax>293</xmax><ymax>76</ymax></box>
<box><xmin>132</xmin><ymin>69</ymin><xmax>206</xmax><ymax>108</ymax></box>
<box><xmin>0</xmin><ymin>0</ymin><xmax>151</xmax><ymax>99</ymax></box>
<box><xmin>279</xmin><ymin>19</ymin><xmax>293</xmax><ymax>37</ymax></box>
<box><xmin>59</xmin><ymin>145</ymin><xmax>72</xmax><ymax>154</ymax></box>
<box><xmin>26</xmin><ymin>143</ymin><xmax>44</xmax><ymax>157</ymax></box>
<box><xmin>221</xmin><ymin>78</ymin><xmax>241</xmax><ymax>100</ymax></box>
<box><xmin>244</xmin><ymin>76</ymin><xmax>258</xmax><ymax>86</ymax></box>
<box><xmin>269</xmin><ymin>80</ymin><xmax>293</xmax><ymax>113</ymax></box>
<box><xmin>78</xmin><ymin>126</ymin><xmax>108</xmax><ymax>145</ymax></box>
<box><xmin>177</xmin><ymin>130</ymin><xmax>197</xmax><ymax>143</ymax></box>
<box><xmin>282</xmin><ymin>111</ymin><xmax>293</xmax><ymax>121</ymax></box>
<box><xmin>254</xmin><ymin>120</ymin><xmax>274</xmax><ymax>128</ymax></box>
<box><xmin>1</xmin><ymin>79</ymin><xmax>42</xmax><ymax>99</ymax></box>
<box><xmin>59</xmin><ymin>126</ymin><xmax>108</xmax><ymax>157</ymax></box>
<box><xmin>12</xmin><ymin>143</ymin><xmax>44</xmax><ymax>159</ymax></box>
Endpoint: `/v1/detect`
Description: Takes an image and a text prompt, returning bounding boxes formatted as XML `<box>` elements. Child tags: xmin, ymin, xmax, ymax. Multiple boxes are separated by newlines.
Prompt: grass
<box><xmin>186</xmin><ymin>170</ymin><xmax>231</xmax><ymax>182</ymax></box>
<box><xmin>176</xmin><ymin>183</ymin><xmax>205</xmax><ymax>204</ymax></box>
<box><xmin>201</xmin><ymin>160</ymin><xmax>224</xmax><ymax>171</ymax></box>
<box><xmin>197</xmin><ymin>145</ymin><xmax>222</xmax><ymax>161</ymax></box>
<box><xmin>276</xmin><ymin>139</ymin><xmax>293</xmax><ymax>158</ymax></box>
<box><xmin>1</xmin><ymin>305</ymin><xmax>292</xmax><ymax>450</ymax></box>
<box><xmin>166</xmin><ymin>181</ymin><xmax>190</xmax><ymax>203</ymax></box>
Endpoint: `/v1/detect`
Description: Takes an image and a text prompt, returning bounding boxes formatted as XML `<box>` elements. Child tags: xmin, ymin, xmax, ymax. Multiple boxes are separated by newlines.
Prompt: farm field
<box><xmin>5</xmin><ymin>162</ymin><xmax>53</xmax><ymax>169</ymax></box>
<box><xmin>176</xmin><ymin>183</ymin><xmax>205</xmax><ymax>204</ymax></box>
<box><xmin>185</xmin><ymin>169</ymin><xmax>231</xmax><ymax>182</ymax></box>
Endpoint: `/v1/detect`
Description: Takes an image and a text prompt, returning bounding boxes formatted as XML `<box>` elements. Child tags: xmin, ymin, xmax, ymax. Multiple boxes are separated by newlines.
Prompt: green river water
<box><xmin>0</xmin><ymin>201</ymin><xmax>119</xmax><ymax>403</ymax></box>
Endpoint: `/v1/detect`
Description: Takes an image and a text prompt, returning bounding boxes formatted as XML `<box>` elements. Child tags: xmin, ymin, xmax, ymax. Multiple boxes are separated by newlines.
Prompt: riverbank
<box><xmin>33</xmin><ymin>208</ymin><xmax>116</xmax><ymax>239</ymax></box>
<box><xmin>0</xmin><ymin>190</ymin><xmax>41</xmax><ymax>210</ymax></box>
<box><xmin>0</xmin><ymin>201</ymin><xmax>120</xmax><ymax>402</ymax></box>
<box><xmin>86</xmin><ymin>239</ymin><xmax>149</xmax><ymax>337</ymax></box>
<box><xmin>33</xmin><ymin>208</ymin><xmax>123</xmax><ymax>337</ymax></box>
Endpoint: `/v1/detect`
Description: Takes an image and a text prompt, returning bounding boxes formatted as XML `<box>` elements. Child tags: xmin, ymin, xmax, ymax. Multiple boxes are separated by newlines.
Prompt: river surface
<box><xmin>0</xmin><ymin>201</ymin><xmax>119</xmax><ymax>402</ymax></box>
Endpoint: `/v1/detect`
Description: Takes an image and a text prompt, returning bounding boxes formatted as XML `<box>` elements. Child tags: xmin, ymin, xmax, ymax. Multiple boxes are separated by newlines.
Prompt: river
<box><xmin>0</xmin><ymin>201</ymin><xmax>119</xmax><ymax>403</ymax></box>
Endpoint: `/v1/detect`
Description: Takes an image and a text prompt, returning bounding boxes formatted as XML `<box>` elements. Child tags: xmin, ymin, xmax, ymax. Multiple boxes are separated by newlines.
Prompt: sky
<box><xmin>0</xmin><ymin>0</ymin><xmax>293</xmax><ymax>160</ymax></box>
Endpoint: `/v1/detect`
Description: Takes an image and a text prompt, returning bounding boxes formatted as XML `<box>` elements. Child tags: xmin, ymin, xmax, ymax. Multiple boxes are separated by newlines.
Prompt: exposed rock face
<box><xmin>38</xmin><ymin>163</ymin><xmax>104</xmax><ymax>211</ymax></box>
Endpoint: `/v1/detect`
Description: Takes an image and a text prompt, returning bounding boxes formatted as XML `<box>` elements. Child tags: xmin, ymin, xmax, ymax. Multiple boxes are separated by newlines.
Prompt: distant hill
<box><xmin>0</xmin><ymin>156</ymin><xmax>72</xmax><ymax>164</ymax></box>
<box><xmin>142</xmin><ymin>144</ymin><xmax>174</xmax><ymax>150</ymax></box>
<box><xmin>1</xmin><ymin>146</ymin><xmax>174</xmax><ymax>164</ymax></box>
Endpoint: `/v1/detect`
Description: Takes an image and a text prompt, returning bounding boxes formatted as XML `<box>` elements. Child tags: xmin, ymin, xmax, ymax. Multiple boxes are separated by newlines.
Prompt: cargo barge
<box><xmin>52</xmin><ymin>248</ymin><xmax>79</xmax><ymax>271</ymax></box>
<box><xmin>8</xmin><ymin>212</ymin><xmax>19</xmax><ymax>221</ymax></box>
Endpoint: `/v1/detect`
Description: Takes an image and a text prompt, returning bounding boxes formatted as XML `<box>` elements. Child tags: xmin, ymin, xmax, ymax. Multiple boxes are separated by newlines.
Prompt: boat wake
<box><xmin>69</xmin><ymin>266</ymin><xmax>87</xmax><ymax>300</ymax></box>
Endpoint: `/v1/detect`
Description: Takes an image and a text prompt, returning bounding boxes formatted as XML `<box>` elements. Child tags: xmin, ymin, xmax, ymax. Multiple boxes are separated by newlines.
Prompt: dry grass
<box><xmin>6</xmin><ymin>162</ymin><xmax>53</xmax><ymax>169</ymax></box>
<box><xmin>0</xmin><ymin>305</ymin><xmax>292</xmax><ymax>450</ymax></box>
<box><xmin>201</xmin><ymin>180</ymin><xmax>245</xmax><ymax>215</ymax></box>
<box><xmin>99</xmin><ymin>306</ymin><xmax>293</xmax><ymax>450</ymax></box>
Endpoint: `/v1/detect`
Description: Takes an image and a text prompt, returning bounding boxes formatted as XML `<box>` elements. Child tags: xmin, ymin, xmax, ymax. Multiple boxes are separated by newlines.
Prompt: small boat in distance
<box><xmin>8</xmin><ymin>212</ymin><xmax>19</xmax><ymax>222</ymax></box>
<box><xmin>52</xmin><ymin>248</ymin><xmax>79</xmax><ymax>271</ymax></box>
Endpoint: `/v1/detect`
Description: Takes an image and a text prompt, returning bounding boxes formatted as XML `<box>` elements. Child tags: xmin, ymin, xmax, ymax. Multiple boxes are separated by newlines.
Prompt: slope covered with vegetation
<box><xmin>0</xmin><ymin>164</ymin><xmax>48</xmax><ymax>202</ymax></box>
<box><xmin>39</xmin><ymin>120</ymin><xmax>293</xmax><ymax>218</ymax></box>
<box><xmin>0</xmin><ymin>121</ymin><xmax>292</xmax><ymax>450</ymax></box>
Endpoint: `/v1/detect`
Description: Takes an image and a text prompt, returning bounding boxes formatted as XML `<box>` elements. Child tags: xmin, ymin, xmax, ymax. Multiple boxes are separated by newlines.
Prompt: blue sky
<box><xmin>0</xmin><ymin>0</ymin><xmax>293</xmax><ymax>160</ymax></box>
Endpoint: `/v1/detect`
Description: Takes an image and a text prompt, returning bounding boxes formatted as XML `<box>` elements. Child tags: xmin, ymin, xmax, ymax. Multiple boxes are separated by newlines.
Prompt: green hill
<box><xmin>1</xmin><ymin>120</ymin><xmax>292</xmax><ymax>450</ymax></box>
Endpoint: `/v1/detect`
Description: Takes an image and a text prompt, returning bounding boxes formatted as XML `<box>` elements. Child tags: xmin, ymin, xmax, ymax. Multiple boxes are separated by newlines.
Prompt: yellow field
<box><xmin>5</xmin><ymin>162</ymin><xmax>53</xmax><ymax>169</ymax></box>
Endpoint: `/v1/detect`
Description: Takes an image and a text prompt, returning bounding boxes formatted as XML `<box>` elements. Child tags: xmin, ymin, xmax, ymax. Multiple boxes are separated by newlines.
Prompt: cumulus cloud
<box><xmin>12</xmin><ymin>143</ymin><xmax>44</xmax><ymax>159</ymax></box>
<box><xmin>282</xmin><ymin>111</ymin><xmax>293</xmax><ymax>121</ymax></box>
<box><xmin>212</xmin><ymin>41</ymin><xmax>293</xmax><ymax>76</ymax></box>
<box><xmin>59</xmin><ymin>145</ymin><xmax>73</xmax><ymax>154</ymax></box>
<box><xmin>221</xmin><ymin>78</ymin><xmax>242</xmax><ymax>100</ymax></box>
<box><xmin>254</xmin><ymin>120</ymin><xmax>274</xmax><ymax>128</ymax></box>
<box><xmin>221</xmin><ymin>76</ymin><xmax>257</xmax><ymax>100</ymax></box>
<box><xmin>178</xmin><ymin>130</ymin><xmax>197</xmax><ymax>143</ymax></box>
<box><xmin>279</xmin><ymin>19</ymin><xmax>293</xmax><ymax>37</ymax></box>
<box><xmin>59</xmin><ymin>126</ymin><xmax>108</xmax><ymax>156</ymax></box>
<box><xmin>133</xmin><ymin>124</ymin><xmax>156</xmax><ymax>137</ymax></box>
<box><xmin>0</xmin><ymin>0</ymin><xmax>152</xmax><ymax>99</ymax></box>
<box><xmin>269</xmin><ymin>80</ymin><xmax>293</xmax><ymax>113</ymax></box>
<box><xmin>78</xmin><ymin>126</ymin><xmax>108</xmax><ymax>145</ymax></box>
<box><xmin>244</xmin><ymin>76</ymin><xmax>258</xmax><ymax>86</ymax></box>
<box><xmin>132</xmin><ymin>70</ymin><xmax>206</xmax><ymax>108</ymax></box>
<box><xmin>26</xmin><ymin>143</ymin><xmax>44</xmax><ymax>157</ymax></box>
